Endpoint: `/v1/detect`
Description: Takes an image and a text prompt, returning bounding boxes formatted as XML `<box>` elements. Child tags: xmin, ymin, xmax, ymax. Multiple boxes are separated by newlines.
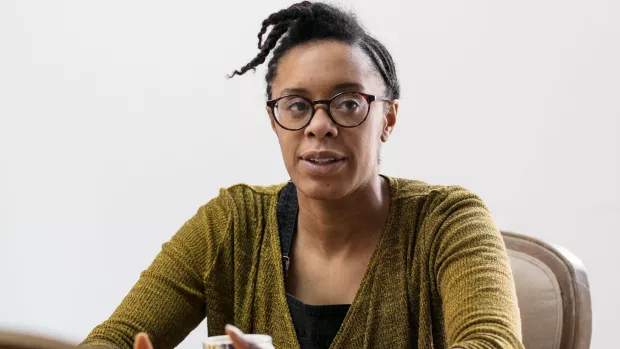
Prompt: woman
<box><xmin>81</xmin><ymin>2</ymin><xmax>523</xmax><ymax>349</ymax></box>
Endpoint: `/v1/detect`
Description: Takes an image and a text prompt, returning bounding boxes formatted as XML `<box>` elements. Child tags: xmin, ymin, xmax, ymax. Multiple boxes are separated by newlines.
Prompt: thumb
<box><xmin>225</xmin><ymin>324</ymin><xmax>257</xmax><ymax>349</ymax></box>
<box><xmin>134</xmin><ymin>333</ymin><xmax>154</xmax><ymax>349</ymax></box>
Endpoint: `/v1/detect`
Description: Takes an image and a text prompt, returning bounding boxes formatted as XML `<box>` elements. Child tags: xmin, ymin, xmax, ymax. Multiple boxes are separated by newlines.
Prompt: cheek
<box><xmin>356</xmin><ymin>119</ymin><xmax>384</xmax><ymax>164</ymax></box>
<box><xmin>348</xmin><ymin>129</ymin><xmax>380</xmax><ymax>164</ymax></box>
<box><xmin>276</xmin><ymin>133</ymin><xmax>299</xmax><ymax>161</ymax></box>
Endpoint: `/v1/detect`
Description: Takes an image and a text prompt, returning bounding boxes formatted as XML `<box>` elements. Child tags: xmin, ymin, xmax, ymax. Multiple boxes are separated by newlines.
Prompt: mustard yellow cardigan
<box><xmin>81</xmin><ymin>176</ymin><xmax>523</xmax><ymax>349</ymax></box>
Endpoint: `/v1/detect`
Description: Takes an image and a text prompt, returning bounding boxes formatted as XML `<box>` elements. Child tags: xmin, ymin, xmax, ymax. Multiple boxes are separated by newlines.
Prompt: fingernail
<box><xmin>225</xmin><ymin>324</ymin><xmax>243</xmax><ymax>336</ymax></box>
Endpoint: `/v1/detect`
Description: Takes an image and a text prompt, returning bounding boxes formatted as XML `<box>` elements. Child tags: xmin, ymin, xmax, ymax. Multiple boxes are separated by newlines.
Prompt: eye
<box><xmin>284</xmin><ymin>98</ymin><xmax>311</xmax><ymax>112</ymax></box>
<box><xmin>332</xmin><ymin>92</ymin><xmax>366</xmax><ymax>111</ymax></box>
<box><xmin>338</xmin><ymin>100</ymin><xmax>360</xmax><ymax>110</ymax></box>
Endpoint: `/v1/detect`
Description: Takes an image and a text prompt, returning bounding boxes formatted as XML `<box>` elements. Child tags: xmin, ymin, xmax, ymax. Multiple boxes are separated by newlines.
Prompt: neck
<box><xmin>296</xmin><ymin>175</ymin><xmax>391</xmax><ymax>256</ymax></box>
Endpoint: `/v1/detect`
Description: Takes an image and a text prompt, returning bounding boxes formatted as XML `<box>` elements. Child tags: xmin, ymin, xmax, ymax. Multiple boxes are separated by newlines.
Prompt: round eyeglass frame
<box><xmin>266</xmin><ymin>92</ymin><xmax>392</xmax><ymax>131</ymax></box>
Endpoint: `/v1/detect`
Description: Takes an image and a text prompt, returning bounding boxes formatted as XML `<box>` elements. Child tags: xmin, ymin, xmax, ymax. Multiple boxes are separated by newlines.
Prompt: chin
<box><xmin>293</xmin><ymin>175</ymin><xmax>353</xmax><ymax>201</ymax></box>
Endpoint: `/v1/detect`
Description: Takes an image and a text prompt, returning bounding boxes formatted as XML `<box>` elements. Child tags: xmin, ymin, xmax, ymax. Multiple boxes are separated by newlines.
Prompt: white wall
<box><xmin>0</xmin><ymin>0</ymin><xmax>618</xmax><ymax>348</ymax></box>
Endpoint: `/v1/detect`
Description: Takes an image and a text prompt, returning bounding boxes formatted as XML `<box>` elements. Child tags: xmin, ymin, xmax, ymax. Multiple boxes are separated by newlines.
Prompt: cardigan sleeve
<box><xmin>428</xmin><ymin>187</ymin><xmax>524</xmax><ymax>349</ymax></box>
<box><xmin>80</xmin><ymin>190</ymin><xmax>234</xmax><ymax>349</ymax></box>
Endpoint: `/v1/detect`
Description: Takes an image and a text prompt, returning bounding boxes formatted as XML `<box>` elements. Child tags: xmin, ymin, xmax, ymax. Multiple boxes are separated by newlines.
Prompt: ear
<box><xmin>381</xmin><ymin>99</ymin><xmax>399</xmax><ymax>142</ymax></box>
<box><xmin>266</xmin><ymin>106</ymin><xmax>278</xmax><ymax>133</ymax></box>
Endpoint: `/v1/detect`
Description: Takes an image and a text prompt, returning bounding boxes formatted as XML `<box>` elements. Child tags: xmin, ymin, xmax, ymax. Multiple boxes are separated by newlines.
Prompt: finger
<box><xmin>225</xmin><ymin>324</ymin><xmax>258</xmax><ymax>349</ymax></box>
<box><xmin>133</xmin><ymin>333</ymin><xmax>154</xmax><ymax>349</ymax></box>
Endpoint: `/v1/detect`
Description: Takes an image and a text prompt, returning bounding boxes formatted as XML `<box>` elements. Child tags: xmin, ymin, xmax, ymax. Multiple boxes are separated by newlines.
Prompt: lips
<box><xmin>299</xmin><ymin>150</ymin><xmax>346</xmax><ymax>162</ymax></box>
<box><xmin>299</xmin><ymin>150</ymin><xmax>347</xmax><ymax>175</ymax></box>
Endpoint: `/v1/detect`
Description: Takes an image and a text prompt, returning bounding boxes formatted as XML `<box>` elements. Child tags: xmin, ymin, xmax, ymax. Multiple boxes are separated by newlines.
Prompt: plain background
<box><xmin>1</xmin><ymin>0</ymin><xmax>618</xmax><ymax>348</ymax></box>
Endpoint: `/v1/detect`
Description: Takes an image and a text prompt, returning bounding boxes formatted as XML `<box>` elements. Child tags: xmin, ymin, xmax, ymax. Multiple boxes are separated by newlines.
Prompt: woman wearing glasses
<box><xmin>82</xmin><ymin>2</ymin><xmax>523</xmax><ymax>349</ymax></box>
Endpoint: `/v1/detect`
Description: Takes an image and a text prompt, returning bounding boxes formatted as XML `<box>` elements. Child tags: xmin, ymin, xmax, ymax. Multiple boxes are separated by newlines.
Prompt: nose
<box><xmin>304</xmin><ymin>105</ymin><xmax>339</xmax><ymax>139</ymax></box>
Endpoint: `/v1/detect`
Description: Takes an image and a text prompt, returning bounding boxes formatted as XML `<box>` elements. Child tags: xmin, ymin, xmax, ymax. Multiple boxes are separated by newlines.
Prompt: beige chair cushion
<box><xmin>508</xmin><ymin>250</ymin><xmax>563</xmax><ymax>349</ymax></box>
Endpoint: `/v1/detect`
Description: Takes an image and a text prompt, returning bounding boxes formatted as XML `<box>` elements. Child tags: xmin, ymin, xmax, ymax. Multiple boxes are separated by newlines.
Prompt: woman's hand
<box><xmin>132</xmin><ymin>325</ymin><xmax>259</xmax><ymax>349</ymax></box>
<box><xmin>133</xmin><ymin>333</ymin><xmax>153</xmax><ymax>349</ymax></box>
<box><xmin>225</xmin><ymin>325</ymin><xmax>260</xmax><ymax>349</ymax></box>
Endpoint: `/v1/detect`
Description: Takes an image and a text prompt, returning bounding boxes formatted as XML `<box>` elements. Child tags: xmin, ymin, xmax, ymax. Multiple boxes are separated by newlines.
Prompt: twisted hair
<box><xmin>229</xmin><ymin>1</ymin><xmax>400</xmax><ymax>100</ymax></box>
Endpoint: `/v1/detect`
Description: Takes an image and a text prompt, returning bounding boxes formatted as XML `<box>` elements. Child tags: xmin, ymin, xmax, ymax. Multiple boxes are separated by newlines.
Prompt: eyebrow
<box><xmin>279</xmin><ymin>82</ymin><xmax>365</xmax><ymax>97</ymax></box>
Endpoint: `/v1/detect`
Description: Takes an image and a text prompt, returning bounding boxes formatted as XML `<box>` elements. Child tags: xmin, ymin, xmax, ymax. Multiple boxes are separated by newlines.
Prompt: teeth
<box><xmin>310</xmin><ymin>158</ymin><xmax>336</xmax><ymax>163</ymax></box>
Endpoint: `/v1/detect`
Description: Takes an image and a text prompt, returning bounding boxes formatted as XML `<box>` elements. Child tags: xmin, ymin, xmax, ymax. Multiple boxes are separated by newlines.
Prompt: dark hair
<box><xmin>229</xmin><ymin>1</ymin><xmax>400</xmax><ymax>100</ymax></box>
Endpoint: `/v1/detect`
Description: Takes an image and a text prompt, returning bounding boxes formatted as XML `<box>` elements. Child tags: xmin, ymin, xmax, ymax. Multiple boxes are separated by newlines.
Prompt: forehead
<box><xmin>272</xmin><ymin>40</ymin><xmax>383</xmax><ymax>98</ymax></box>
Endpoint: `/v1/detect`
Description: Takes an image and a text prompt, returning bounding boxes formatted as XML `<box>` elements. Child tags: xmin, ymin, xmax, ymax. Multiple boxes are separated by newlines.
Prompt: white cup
<box><xmin>203</xmin><ymin>334</ymin><xmax>275</xmax><ymax>349</ymax></box>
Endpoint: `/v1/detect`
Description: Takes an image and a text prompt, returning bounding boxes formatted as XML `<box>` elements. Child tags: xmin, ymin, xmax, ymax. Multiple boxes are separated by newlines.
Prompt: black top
<box><xmin>286</xmin><ymin>293</ymin><xmax>350</xmax><ymax>349</ymax></box>
<box><xmin>277</xmin><ymin>182</ymin><xmax>351</xmax><ymax>349</ymax></box>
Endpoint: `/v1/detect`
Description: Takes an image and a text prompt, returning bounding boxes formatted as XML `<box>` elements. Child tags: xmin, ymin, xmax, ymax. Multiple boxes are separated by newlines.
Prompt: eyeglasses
<box><xmin>266</xmin><ymin>92</ymin><xmax>392</xmax><ymax>131</ymax></box>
